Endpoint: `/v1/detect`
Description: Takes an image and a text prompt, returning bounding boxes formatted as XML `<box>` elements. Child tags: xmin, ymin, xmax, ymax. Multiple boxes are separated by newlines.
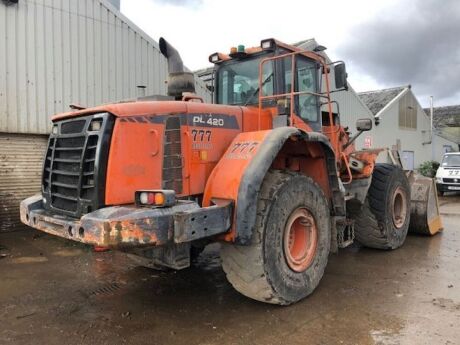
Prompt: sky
<box><xmin>121</xmin><ymin>0</ymin><xmax>460</xmax><ymax>107</ymax></box>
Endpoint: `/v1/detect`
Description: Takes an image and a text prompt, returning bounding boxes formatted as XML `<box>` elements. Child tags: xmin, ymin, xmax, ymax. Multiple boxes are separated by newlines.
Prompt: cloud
<box><xmin>149</xmin><ymin>0</ymin><xmax>203</xmax><ymax>7</ymax></box>
<box><xmin>337</xmin><ymin>0</ymin><xmax>460</xmax><ymax>105</ymax></box>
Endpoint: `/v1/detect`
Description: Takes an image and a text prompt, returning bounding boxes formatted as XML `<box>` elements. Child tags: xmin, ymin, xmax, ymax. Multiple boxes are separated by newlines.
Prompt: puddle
<box><xmin>370</xmin><ymin>329</ymin><xmax>401</xmax><ymax>345</ymax></box>
<box><xmin>52</xmin><ymin>249</ymin><xmax>83</xmax><ymax>257</ymax></box>
<box><xmin>10</xmin><ymin>256</ymin><xmax>48</xmax><ymax>264</ymax></box>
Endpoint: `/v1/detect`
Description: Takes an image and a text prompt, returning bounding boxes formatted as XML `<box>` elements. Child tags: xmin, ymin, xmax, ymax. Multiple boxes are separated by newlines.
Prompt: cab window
<box><xmin>295</xmin><ymin>57</ymin><xmax>319</xmax><ymax>126</ymax></box>
<box><xmin>217</xmin><ymin>56</ymin><xmax>274</xmax><ymax>106</ymax></box>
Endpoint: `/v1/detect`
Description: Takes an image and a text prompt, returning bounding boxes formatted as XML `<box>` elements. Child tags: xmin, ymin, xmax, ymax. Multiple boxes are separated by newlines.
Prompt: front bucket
<box><xmin>406</xmin><ymin>172</ymin><xmax>443</xmax><ymax>235</ymax></box>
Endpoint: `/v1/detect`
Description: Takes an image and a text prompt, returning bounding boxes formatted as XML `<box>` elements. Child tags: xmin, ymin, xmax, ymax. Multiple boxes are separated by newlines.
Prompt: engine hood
<box><xmin>52</xmin><ymin>101</ymin><xmax>188</xmax><ymax>121</ymax></box>
<box><xmin>51</xmin><ymin>101</ymin><xmax>244</xmax><ymax>122</ymax></box>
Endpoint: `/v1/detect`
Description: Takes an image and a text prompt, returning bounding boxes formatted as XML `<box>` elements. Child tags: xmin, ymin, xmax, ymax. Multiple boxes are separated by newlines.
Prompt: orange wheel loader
<box><xmin>20</xmin><ymin>38</ymin><xmax>442</xmax><ymax>305</ymax></box>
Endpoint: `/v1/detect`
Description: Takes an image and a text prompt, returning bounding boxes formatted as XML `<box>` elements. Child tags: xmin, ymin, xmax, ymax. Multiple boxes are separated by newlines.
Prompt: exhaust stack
<box><xmin>159</xmin><ymin>37</ymin><xmax>195</xmax><ymax>99</ymax></box>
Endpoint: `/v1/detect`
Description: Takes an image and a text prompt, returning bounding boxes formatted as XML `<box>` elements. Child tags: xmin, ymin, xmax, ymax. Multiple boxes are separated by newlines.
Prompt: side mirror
<box><xmin>343</xmin><ymin>117</ymin><xmax>373</xmax><ymax>150</ymax></box>
<box><xmin>334</xmin><ymin>63</ymin><xmax>348</xmax><ymax>90</ymax></box>
<box><xmin>356</xmin><ymin>118</ymin><xmax>372</xmax><ymax>132</ymax></box>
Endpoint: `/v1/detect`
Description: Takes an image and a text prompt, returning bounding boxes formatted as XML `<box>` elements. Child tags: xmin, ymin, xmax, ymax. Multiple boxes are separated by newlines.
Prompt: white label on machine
<box><xmin>448</xmin><ymin>186</ymin><xmax>460</xmax><ymax>190</ymax></box>
<box><xmin>364</xmin><ymin>136</ymin><xmax>372</xmax><ymax>148</ymax></box>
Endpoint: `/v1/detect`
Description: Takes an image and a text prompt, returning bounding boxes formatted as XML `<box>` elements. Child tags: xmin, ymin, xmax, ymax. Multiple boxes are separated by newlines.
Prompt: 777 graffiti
<box><xmin>226</xmin><ymin>141</ymin><xmax>259</xmax><ymax>159</ymax></box>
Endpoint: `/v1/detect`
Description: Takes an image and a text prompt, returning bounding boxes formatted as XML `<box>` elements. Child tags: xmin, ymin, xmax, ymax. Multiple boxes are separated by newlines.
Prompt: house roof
<box><xmin>292</xmin><ymin>38</ymin><xmax>317</xmax><ymax>50</ymax></box>
<box><xmin>422</xmin><ymin>105</ymin><xmax>460</xmax><ymax>144</ymax></box>
<box><xmin>358</xmin><ymin>86</ymin><xmax>408</xmax><ymax>116</ymax></box>
<box><xmin>423</xmin><ymin>105</ymin><xmax>460</xmax><ymax>128</ymax></box>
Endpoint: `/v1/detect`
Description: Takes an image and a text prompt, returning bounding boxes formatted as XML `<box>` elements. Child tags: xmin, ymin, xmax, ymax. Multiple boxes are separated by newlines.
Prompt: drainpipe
<box><xmin>430</xmin><ymin>96</ymin><xmax>435</xmax><ymax>161</ymax></box>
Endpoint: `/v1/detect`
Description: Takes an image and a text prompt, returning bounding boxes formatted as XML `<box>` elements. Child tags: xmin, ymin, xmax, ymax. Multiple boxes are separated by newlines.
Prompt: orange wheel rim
<box><xmin>392</xmin><ymin>186</ymin><xmax>407</xmax><ymax>229</ymax></box>
<box><xmin>283</xmin><ymin>208</ymin><xmax>318</xmax><ymax>272</ymax></box>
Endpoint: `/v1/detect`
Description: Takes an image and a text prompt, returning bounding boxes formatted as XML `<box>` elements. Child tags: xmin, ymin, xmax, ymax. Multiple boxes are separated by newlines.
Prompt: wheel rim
<box><xmin>283</xmin><ymin>208</ymin><xmax>318</xmax><ymax>272</ymax></box>
<box><xmin>392</xmin><ymin>186</ymin><xmax>407</xmax><ymax>229</ymax></box>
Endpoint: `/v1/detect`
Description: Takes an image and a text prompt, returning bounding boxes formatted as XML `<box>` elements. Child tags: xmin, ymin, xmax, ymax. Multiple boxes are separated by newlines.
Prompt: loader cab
<box><xmin>210</xmin><ymin>39</ymin><xmax>323</xmax><ymax>131</ymax></box>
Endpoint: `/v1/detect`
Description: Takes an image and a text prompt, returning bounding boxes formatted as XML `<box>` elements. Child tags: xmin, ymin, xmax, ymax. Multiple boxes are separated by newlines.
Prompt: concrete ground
<box><xmin>1</xmin><ymin>196</ymin><xmax>459</xmax><ymax>345</ymax></box>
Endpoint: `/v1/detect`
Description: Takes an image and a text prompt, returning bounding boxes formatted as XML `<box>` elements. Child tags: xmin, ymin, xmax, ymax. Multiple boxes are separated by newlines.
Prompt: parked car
<box><xmin>436</xmin><ymin>152</ymin><xmax>460</xmax><ymax>195</ymax></box>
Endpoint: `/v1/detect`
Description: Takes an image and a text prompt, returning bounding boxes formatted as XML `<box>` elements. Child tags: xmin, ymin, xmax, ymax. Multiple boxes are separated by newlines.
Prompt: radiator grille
<box><xmin>42</xmin><ymin>113</ymin><xmax>113</xmax><ymax>217</ymax></box>
<box><xmin>443</xmin><ymin>178</ymin><xmax>460</xmax><ymax>183</ymax></box>
<box><xmin>61</xmin><ymin>120</ymin><xmax>86</xmax><ymax>134</ymax></box>
<box><xmin>162</xmin><ymin>116</ymin><xmax>183</xmax><ymax>193</ymax></box>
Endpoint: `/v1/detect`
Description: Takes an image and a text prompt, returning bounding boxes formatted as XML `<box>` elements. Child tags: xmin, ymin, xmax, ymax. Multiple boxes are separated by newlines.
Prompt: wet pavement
<box><xmin>1</xmin><ymin>196</ymin><xmax>459</xmax><ymax>345</ymax></box>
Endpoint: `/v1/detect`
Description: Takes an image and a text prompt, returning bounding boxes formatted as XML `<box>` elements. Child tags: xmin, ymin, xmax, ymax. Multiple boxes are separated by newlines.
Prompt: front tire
<box><xmin>221</xmin><ymin>171</ymin><xmax>330</xmax><ymax>305</ymax></box>
<box><xmin>352</xmin><ymin>164</ymin><xmax>410</xmax><ymax>249</ymax></box>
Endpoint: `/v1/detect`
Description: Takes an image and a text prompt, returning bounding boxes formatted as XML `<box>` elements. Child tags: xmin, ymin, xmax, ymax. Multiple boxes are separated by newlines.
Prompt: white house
<box><xmin>358</xmin><ymin>85</ymin><xmax>458</xmax><ymax>169</ymax></box>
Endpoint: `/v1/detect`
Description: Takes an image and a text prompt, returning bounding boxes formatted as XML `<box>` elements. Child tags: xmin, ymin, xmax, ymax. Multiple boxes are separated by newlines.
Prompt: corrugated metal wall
<box><xmin>0</xmin><ymin>133</ymin><xmax>48</xmax><ymax>231</ymax></box>
<box><xmin>0</xmin><ymin>0</ymin><xmax>211</xmax><ymax>135</ymax></box>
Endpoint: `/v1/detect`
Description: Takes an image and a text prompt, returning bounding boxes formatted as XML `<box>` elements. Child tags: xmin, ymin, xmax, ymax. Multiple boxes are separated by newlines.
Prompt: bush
<box><xmin>418</xmin><ymin>160</ymin><xmax>440</xmax><ymax>177</ymax></box>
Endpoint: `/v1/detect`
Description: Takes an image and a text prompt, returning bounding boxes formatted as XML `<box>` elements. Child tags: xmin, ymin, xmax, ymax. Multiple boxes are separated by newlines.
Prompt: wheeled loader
<box><xmin>20</xmin><ymin>38</ymin><xmax>442</xmax><ymax>305</ymax></box>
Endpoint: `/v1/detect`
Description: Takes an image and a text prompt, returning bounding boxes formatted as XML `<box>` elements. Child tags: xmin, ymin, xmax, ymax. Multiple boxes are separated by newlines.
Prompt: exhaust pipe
<box><xmin>159</xmin><ymin>37</ymin><xmax>195</xmax><ymax>99</ymax></box>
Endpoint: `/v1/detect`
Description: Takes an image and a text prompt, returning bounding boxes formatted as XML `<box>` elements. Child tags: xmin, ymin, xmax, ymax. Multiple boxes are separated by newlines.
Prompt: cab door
<box><xmin>294</xmin><ymin>56</ymin><xmax>321</xmax><ymax>131</ymax></box>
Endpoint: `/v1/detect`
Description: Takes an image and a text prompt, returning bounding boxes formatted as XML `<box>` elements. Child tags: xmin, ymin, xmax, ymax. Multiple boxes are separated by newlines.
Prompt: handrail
<box><xmin>340</xmin><ymin>152</ymin><xmax>353</xmax><ymax>185</ymax></box>
<box><xmin>182</xmin><ymin>94</ymin><xmax>204</xmax><ymax>103</ymax></box>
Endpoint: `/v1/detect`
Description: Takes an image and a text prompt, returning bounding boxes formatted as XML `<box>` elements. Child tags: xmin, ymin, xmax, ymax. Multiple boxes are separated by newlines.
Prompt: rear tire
<box><xmin>220</xmin><ymin>170</ymin><xmax>330</xmax><ymax>305</ymax></box>
<box><xmin>352</xmin><ymin>164</ymin><xmax>410</xmax><ymax>249</ymax></box>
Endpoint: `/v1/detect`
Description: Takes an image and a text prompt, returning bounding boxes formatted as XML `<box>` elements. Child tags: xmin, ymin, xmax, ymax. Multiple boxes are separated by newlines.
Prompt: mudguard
<box><xmin>203</xmin><ymin>127</ymin><xmax>342</xmax><ymax>245</ymax></box>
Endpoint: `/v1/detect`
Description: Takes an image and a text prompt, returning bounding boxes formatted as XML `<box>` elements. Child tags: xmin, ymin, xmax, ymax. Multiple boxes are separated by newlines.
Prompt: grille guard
<box><xmin>42</xmin><ymin>113</ymin><xmax>114</xmax><ymax>218</ymax></box>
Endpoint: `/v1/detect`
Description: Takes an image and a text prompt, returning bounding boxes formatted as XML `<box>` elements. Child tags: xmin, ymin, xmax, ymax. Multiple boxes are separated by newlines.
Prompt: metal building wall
<box><xmin>0</xmin><ymin>0</ymin><xmax>210</xmax><ymax>135</ymax></box>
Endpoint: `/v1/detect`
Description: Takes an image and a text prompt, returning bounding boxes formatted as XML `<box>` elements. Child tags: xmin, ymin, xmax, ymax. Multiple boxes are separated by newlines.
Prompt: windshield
<box><xmin>217</xmin><ymin>56</ymin><xmax>274</xmax><ymax>105</ymax></box>
<box><xmin>442</xmin><ymin>154</ymin><xmax>460</xmax><ymax>167</ymax></box>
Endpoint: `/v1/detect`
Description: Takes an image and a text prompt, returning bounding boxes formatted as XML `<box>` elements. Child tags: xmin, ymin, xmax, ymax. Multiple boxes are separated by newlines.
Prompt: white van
<box><xmin>436</xmin><ymin>152</ymin><xmax>460</xmax><ymax>195</ymax></box>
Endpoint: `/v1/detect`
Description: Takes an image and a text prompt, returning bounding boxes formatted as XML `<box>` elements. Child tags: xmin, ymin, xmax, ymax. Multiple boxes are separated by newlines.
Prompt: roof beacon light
<box><xmin>237</xmin><ymin>45</ymin><xmax>245</xmax><ymax>53</ymax></box>
<box><xmin>230</xmin><ymin>47</ymin><xmax>237</xmax><ymax>55</ymax></box>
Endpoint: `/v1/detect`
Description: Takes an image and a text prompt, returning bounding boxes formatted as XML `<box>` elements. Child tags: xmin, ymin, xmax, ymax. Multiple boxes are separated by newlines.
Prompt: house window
<box><xmin>443</xmin><ymin>145</ymin><xmax>453</xmax><ymax>153</ymax></box>
<box><xmin>398</xmin><ymin>93</ymin><xmax>417</xmax><ymax>129</ymax></box>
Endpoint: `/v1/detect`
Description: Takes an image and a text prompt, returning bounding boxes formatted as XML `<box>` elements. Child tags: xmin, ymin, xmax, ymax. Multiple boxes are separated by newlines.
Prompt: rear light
<box><xmin>154</xmin><ymin>192</ymin><xmax>165</xmax><ymax>205</ymax></box>
<box><xmin>135</xmin><ymin>190</ymin><xmax>176</xmax><ymax>207</ymax></box>
<box><xmin>139</xmin><ymin>192</ymin><xmax>155</xmax><ymax>204</ymax></box>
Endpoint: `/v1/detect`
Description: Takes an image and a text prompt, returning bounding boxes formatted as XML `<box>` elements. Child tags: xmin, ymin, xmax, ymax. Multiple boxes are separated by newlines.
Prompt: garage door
<box><xmin>0</xmin><ymin>133</ymin><xmax>48</xmax><ymax>232</ymax></box>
